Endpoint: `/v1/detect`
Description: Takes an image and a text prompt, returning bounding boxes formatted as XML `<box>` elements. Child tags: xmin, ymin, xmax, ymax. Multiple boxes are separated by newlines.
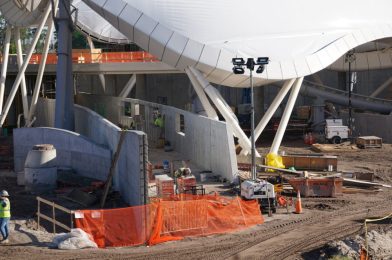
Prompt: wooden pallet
<box><xmin>356</xmin><ymin>136</ymin><xmax>382</xmax><ymax>149</ymax></box>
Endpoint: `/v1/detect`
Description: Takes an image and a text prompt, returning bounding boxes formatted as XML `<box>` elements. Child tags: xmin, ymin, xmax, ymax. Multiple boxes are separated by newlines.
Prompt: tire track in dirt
<box><xmin>224</xmin><ymin>197</ymin><xmax>392</xmax><ymax>260</ymax></box>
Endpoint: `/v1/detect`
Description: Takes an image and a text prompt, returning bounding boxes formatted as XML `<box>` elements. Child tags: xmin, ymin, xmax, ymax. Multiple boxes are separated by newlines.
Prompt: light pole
<box><xmin>345</xmin><ymin>50</ymin><xmax>356</xmax><ymax>139</ymax></box>
<box><xmin>232</xmin><ymin>57</ymin><xmax>269</xmax><ymax>180</ymax></box>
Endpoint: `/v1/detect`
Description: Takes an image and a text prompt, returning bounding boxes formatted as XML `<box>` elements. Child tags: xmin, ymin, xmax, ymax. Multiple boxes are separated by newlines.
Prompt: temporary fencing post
<box><xmin>237</xmin><ymin>197</ymin><xmax>247</xmax><ymax>226</ymax></box>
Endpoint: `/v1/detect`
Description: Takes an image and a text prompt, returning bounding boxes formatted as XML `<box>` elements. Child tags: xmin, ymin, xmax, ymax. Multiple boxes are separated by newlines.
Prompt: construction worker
<box><xmin>174</xmin><ymin>167</ymin><xmax>191</xmax><ymax>178</ymax></box>
<box><xmin>0</xmin><ymin>190</ymin><xmax>10</xmax><ymax>244</ymax></box>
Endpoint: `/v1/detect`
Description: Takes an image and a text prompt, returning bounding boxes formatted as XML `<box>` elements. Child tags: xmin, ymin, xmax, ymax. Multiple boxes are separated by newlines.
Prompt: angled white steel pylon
<box><xmin>270</xmin><ymin>77</ymin><xmax>304</xmax><ymax>154</ymax></box>
<box><xmin>86</xmin><ymin>36</ymin><xmax>106</xmax><ymax>92</ymax></box>
<box><xmin>253</xmin><ymin>79</ymin><xmax>296</xmax><ymax>143</ymax></box>
<box><xmin>15</xmin><ymin>28</ymin><xmax>30</xmax><ymax>122</ymax></box>
<box><xmin>189</xmin><ymin>67</ymin><xmax>260</xmax><ymax>157</ymax></box>
<box><xmin>0</xmin><ymin>2</ymin><xmax>51</xmax><ymax>127</ymax></box>
<box><xmin>27</xmin><ymin>10</ymin><xmax>57</xmax><ymax>126</ymax></box>
<box><xmin>185</xmin><ymin>68</ymin><xmax>218</xmax><ymax>120</ymax></box>
<box><xmin>370</xmin><ymin>77</ymin><xmax>392</xmax><ymax>98</ymax></box>
<box><xmin>119</xmin><ymin>74</ymin><xmax>136</xmax><ymax>98</ymax></box>
<box><xmin>0</xmin><ymin>27</ymin><xmax>11</xmax><ymax>116</ymax></box>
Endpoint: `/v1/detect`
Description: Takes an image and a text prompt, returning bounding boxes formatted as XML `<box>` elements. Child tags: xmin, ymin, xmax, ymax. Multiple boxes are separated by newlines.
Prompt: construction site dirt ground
<box><xmin>0</xmin><ymin>140</ymin><xmax>391</xmax><ymax>260</ymax></box>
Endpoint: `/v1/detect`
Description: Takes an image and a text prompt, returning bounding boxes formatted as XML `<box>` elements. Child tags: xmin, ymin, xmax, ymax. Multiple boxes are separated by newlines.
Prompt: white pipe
<box><xmin>86</xmin><ymin>36</ymin><xmax>106</xmax><ymax>92</ymax></box>
<box><xmin>119</xmin><ymin>74</ymin><xmax>136</xmax><ymax>98</ymax></box>
<box><xmin>0</xmin><ymin>27</ymin><xmax>12</xmax><ymax>115</ymax></box>
<box><xmin>189</xmin><ymin>67</ymin><xmax>260</xmax><ymax>157</ymax></box>
<box><xmin>253</xmin><ymin>79</ymin><xmax>295</xmax><ymax>142</ymax></box>
<box><xmin>15</xmin><ymin>28</ymin><xmax>30</xmax><ymax>122</ymax></box>
<box><xmin>270</xmin><ymin>77</ymin><xmax>304</xmax><ymax>154</ymax></box>
<box><xmin>185</xmin><ymin>68</ymin><xmax>218</xmax><ymax>120</ymax></box>
<box><xmin>370</xmin><ymin>76</ymin><xmax>392</xmax><ymax>97</ymax></box>
<box><xmin>27</xmin><ymin>18</ymin><xmax>56</xmax><ymax>125</ymax></box>
<box><xmin>0</xmin><ymin>3</ymin><xmax>51</xmax><ymax>127</ymax></box>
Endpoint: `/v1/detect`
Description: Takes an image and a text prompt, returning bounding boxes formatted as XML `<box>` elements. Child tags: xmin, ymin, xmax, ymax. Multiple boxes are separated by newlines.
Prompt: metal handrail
<box><xmin>36</xmin><ymin>196</ymin><xmax>74</xmax><ymax>233</ymax></box>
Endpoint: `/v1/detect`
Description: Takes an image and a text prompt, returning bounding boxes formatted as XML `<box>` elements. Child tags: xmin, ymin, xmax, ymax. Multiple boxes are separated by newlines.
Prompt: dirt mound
<box><xmin>307</xmin><ymin>229</ymin><xmax>392</xmax><ymax>259</ymax></box>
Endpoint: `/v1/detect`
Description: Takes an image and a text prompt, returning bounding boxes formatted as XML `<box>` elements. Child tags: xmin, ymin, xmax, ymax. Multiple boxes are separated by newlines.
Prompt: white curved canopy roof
<box><xmin>72</xmin><ymin>0</ymin><xmax>129</xmax><ymax>44</ymax></box>
<box><xmin>3</xmin><ymin>0</ymin><xmax>392</xmax><ymax>87</ymax></box>
<box><xmin>0</xmin><ymin>0</ymin><xmax>129</xmax><ymax>44</ymax></box>
<box><xmin>82</xmin><ymin>0</ymin><xmax>392</xmax><ymax>87</ymax></box>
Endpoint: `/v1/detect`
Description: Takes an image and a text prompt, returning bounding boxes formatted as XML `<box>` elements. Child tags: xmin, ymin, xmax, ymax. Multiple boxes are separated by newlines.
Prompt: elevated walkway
<box><xmin>3</xmin><ymin>51</ymin><xmax>180</xmax><ymax>75</ymax></box>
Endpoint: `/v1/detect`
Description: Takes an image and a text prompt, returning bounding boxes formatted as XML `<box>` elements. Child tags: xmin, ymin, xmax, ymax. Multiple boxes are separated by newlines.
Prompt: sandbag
<box><xmin>52</xmin><ymin>228</ymin><xmax>98</xmax><ymax>250</ymax></box>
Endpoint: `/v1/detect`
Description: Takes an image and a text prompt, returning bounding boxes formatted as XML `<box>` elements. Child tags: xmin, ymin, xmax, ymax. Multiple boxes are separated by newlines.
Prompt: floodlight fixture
<box><xmin>256</xmin><ymin>57</ymin><xmax>269</xmax><ymax>65</ymax></box>
<box><xmin>246</xmin><ymin>58</ymin><xmax>255</xmax><ymax>70</ymax></box>
<box><xmin>256</xmin><ymin>65</ymin><xmax>265</xmax><ymax>74</ymax></box>
<box><xmin>232</xmin><ymin>57</ymin><xmax>245</xmax><ymax>66</ymax></box>
<box><xmin>232</xmin><ymin>66</ymin><xmax>245</xmax><ymax>74</ymax></box>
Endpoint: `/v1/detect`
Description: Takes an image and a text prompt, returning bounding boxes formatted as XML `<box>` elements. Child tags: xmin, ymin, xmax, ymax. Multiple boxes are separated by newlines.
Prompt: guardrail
<box><xmin>36</xmin><ymin>196</ymin><xmax>74</xmax><ymax>233</ymax></box>
<box><xmin>0</xmin><ymin>51</ymin><xmax>158</xmax><ymax>65</ymax></box>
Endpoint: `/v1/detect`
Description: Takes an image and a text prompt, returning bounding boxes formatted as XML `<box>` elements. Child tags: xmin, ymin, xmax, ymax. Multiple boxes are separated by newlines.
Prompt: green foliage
<box><xmin>72</xmin><ymin>30</ymin><xmax>87</xmax><ymax>49</ymax></box>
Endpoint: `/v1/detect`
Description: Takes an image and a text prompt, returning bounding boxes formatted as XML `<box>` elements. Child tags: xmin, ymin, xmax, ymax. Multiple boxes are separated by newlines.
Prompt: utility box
<box><xmin>325</xmin><ymin>119</ymin><xmax>349</xmax><ymax>144</ymax></box>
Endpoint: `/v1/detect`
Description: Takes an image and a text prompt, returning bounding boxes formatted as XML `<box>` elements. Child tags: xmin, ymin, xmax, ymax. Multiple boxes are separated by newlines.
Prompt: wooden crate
<box><xmin>356</xmin><ymin>136</ymin><xmax>382</xmax><ymax>149</ymax></box>
<box><xmin>282</xmin><ymin>154</ymin><xmax>337</xmax><ymax>171</ymax></box>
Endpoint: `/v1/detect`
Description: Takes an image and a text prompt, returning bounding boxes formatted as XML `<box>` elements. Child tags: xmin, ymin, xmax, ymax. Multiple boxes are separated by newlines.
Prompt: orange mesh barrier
<box><xmin>74</xmin><ymin>195</ymin><xmax>263</xmax><ymax>248</ymax></box>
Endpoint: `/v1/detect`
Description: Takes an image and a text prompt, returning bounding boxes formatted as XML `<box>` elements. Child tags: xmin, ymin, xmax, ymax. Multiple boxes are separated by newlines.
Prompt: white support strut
<box><xmin>15</xmin><ymin>28</ymin><xmax>30</xmax><ymax>122</ymax></box>
<box><xmin>253</xmin><ymin>79</ymin><xmax>296</xmax><ymax>142</ymax></box>
<box><xmin>119</xmin><ymin>74</ymin><xmax>136</xmax><ymax>98</ymax></box>
<box><xmin>0</xmin><ymin>27</ymin><xmax>12</xmax><ymax>116</ymax></box>
<box><xmin>0</xmin><ymin>2</ymin><xmax>51</xmax><ymax>127</ymax></box>
<box><xmin>27</xmin><ymin>14</ymin><xmax>57</xmax><ymax>126</ymax></box>
<box><xmin>189</xmin><ymin>67</ymin><xmax>260</xmax><ymax>157</ymax></box>
<box><xmin>87</xmin><ymin>36</ymin><xmax>106</xmax><ymax>92</ymax></box>
<box><xmin>370</xmin><ymin>76</ymin><xmax>392</xmax><ymax>98</ymax></box>
<box><xmin>185</xmin><ymin>68</ymin><xmax>218</xmax><ymax>120</ymax></box>
<box><xmin>270</xmin><ymin>77</ymin><xmax>304</xmax><ymax>154</ymax></box>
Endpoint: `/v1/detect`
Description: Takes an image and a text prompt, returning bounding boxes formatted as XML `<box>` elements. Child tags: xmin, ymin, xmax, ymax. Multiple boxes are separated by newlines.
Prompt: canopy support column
<box><xmin>27</xmin><ymin>11</ymin><xmax>57</xmax><ymax>126</ymax></box>
<box><xmin>253</xmin><ymin>79</ymin><xmax>296</xmax><ymax>142</ymax></box>
<box><xmin>0</xmin><ymin>27</ymin><xmax>12</xmax><ymax>116</ymax></box>
<box><xmin>119</xmin><ymin>74</ymin><xmax>136</xmax><ymax>98</ymax></box>
<box><xmin>15</xmin><ymin>28</ymin><xmax>30</xmax><ymax>122</ymax></box>
<box><xmin>0</xmin><ymin>3</ymin><xmax>52</xmax><ymax>127</ymax></box>
<box><xmin>185</xmin><ymin>68</ymin><xmax>218</xmax><ymax>120</ymax></box>
<box><xmin>189</xmin><ymin>67</ymin><xmax>260</xmax><ymax>157</ymax></box>
<box><xmin>270</xmin><ymin>77</ymin><xmax>304</xmax><ymax>154</ymax></box>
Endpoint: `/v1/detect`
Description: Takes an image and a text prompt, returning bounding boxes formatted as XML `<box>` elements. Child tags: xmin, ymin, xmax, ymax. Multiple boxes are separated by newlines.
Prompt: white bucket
<box><xmin>200</xmin><ymin>173</ymin><xmax>207</xmax><ymax>182</ymax></box>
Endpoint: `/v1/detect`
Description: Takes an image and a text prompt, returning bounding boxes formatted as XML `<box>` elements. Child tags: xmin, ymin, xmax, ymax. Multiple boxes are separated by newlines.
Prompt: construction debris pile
<box><xmin>310</xmin><ymin>228</ymin><xmax>392</xmax><ymax>259</ymax></box>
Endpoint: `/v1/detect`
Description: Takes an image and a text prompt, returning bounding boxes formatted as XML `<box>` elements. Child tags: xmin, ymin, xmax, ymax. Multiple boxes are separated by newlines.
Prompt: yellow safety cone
<box><xmin>295</xmin><ymin>190</ymin><xmax>303</xmax><ymax>214</ymax></box>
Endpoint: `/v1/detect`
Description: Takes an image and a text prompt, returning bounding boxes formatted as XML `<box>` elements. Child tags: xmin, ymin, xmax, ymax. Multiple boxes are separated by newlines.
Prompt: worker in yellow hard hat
<box><xmin>0</xmin><ymin>190</ymin><xmax>10</xmax><ymax>244</ymax></box>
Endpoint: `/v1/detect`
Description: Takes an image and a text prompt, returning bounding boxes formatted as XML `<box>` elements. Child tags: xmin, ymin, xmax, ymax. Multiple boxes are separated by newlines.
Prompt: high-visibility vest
<box><xmin>0</xmin><ymin>199</ymin><xmax>10</xmax><ymax>218</ymax></box>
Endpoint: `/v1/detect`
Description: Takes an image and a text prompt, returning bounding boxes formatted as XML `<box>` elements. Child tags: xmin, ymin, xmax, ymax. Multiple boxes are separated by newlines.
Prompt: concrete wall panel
<box><xmin>13</xmin><ymin>127</ymin><xmax>111</xmax><ymax>181</ymax></box>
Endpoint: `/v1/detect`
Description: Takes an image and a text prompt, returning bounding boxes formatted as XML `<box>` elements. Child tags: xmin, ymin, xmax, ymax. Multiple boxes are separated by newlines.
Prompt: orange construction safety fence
<box><xmin>74</xmin><ymin>195</ymin><xmax>263</xmax><ymax>248</ymax></box>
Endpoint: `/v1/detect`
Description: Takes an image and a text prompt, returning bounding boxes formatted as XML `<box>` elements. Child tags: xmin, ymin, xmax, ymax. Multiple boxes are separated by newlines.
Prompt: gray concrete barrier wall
<box><xmin>13</xmin><ymin>127</ymin><xmax>111</xmax><ymax>180</ymax></box>
<box><xmin>124</xmin><ymin>98</ymin><xmax>238</xmax><ymax>182</ymax></box>
<box><xmin>74</xmin><ymin>93</ymin><xmax>238</xmax><ymax>181</ymax></box>
<box><xmin>341</xmin><ymin>111</ymin><xmax>392</xmax><ymax>143</ymax></box>
<box><xmin>34</xmin><ymin>98</ymin><xmax>148</xmax><ymax>206</ymax></box>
